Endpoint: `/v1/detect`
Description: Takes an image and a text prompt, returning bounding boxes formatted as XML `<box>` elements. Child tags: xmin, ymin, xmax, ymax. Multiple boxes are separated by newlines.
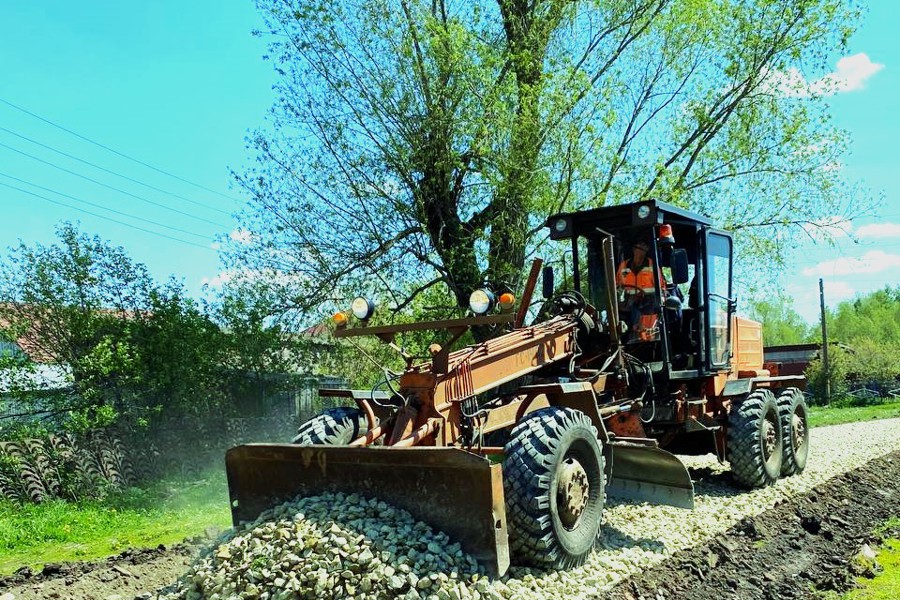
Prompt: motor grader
<box><xmin>225</xmin><ymin>199</ymin><xmax>810</xmax><ymax>577</ymax></box>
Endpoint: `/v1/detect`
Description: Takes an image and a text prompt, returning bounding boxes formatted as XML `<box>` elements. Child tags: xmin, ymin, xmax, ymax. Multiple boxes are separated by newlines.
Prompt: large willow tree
<box><xmin>230</xmin><ymin>0</ymin><xmax>865</xmax><ymax>322</ymax></box>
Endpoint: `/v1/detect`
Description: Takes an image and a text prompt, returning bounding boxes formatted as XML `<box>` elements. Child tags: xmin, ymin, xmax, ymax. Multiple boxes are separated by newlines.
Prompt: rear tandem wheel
<box><xmin>777</xmin><ymin>387</ymin><xmax>810</xmax><ymax>476</ymax></box>
<box><xmin>502</xmin><ymin>406</ymin><xmax>606</xmax><ymax>569</ymax></box>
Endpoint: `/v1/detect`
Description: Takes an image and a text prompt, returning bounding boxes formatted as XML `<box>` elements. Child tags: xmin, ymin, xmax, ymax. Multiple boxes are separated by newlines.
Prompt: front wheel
<box><xmin>727</xmin><ymin>389</ymin><xmax>783</xmax><ymax>488</ymax></box>
<box><xmin>503</xmin><ymin>407</ymin><xmax>606</xmax><ymax>569</ymax></box>
<box><xmin>292</xmin><ymin>407</ymin><xmax>368</xmax><ymax>445</ymax></box>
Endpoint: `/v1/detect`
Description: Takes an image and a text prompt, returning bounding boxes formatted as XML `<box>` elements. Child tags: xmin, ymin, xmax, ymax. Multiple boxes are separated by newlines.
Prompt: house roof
<box><xmin>0</xmin><ymin>312</ymin><xmax>57</xmax><ymax>363</ymax></box>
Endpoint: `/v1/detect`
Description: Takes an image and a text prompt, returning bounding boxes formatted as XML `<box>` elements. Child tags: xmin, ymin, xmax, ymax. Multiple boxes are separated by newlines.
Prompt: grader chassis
<box><xmin>226</xmin><ymin>199</ymin><xmax>810</xmax><ymax>577</ymax></box>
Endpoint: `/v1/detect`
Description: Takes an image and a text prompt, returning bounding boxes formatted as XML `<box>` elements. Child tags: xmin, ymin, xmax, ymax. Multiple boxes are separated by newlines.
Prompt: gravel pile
<box><xmin>156</xmin><ymin>493</ymin><xmax>494</xmax><ymax>600</ymax></box>
<box><xmin>158</xmin><ymin>418</ymin><xmax>900</xmax><ymax>600</ymax></box>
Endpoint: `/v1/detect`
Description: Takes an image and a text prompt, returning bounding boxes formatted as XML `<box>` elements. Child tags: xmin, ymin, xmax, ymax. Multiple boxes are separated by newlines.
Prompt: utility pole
<box><xmin>819</xmin><ymin>278</ymin><xmax>830</xmax><ymax>404</ymax></box>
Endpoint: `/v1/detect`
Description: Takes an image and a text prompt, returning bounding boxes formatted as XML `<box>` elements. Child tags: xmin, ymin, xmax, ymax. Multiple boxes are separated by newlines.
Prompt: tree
<box><xmin>805</xmin><ymin>286</ymin><xmax>900</xmax><ymax>403</ymax></box>
<box><xmin>0</xmin><ymin>225</ymin><xmax>230</xmax><ymax>431</ymax></box>
<box><xmin>746</xmin><ymin>296</ymin><xmax>812</xmax><ymax>346</ymax></box>
<box><xmin>825</xmin><ymin>286</ymin><xmax>900</xmax><ymax>347</ymax></box>
<box><xmin>231</xmin><ymin>0</ymin><xmax>866</xmax><ymax>331</ymax></box>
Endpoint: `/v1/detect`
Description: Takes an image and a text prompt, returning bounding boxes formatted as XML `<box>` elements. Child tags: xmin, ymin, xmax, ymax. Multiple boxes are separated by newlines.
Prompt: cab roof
<box><xmin>546</xmin><ymin>199</ymin><xmax>713</xmax><ymax>240</ymax></box>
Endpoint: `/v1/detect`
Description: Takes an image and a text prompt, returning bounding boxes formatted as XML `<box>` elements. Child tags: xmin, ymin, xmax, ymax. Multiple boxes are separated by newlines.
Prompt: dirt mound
<box><xmin>607</xmin><ymin>450</ymin><xmax>900</xmax><ymax>599</ymax></box>
<box><xmin>0</xmin><ymin>542</ymin><xmax>209</xmax><ymax>600</ymax></box>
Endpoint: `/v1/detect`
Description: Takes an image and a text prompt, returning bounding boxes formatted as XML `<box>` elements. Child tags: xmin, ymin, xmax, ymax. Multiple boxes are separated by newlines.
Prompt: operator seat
<box><xmin>672</xmin><ymin>275</ymin><xmax>700</xmax><ymax>370</ymax></box>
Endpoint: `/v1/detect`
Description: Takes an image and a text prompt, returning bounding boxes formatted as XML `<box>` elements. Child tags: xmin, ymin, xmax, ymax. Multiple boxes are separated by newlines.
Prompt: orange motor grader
<box><xmin>225</xmin><ymin>199</ymin><xmax>809</xmax><ymax>577</ymax></box>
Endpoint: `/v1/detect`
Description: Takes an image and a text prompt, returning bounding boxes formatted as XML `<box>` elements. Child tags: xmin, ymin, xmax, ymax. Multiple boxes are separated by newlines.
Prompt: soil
<box><xmin>0</xmin><ymin>541</ymin><xmax>212</xmax><ymax>600</ymax></box>
<box><xmin>605</xmin><ymin>450</ymin><xmax>900</xmax><ymax>600</ymax></box>
<box><xmin>3</xmin><ymin>452</ymin><xmax>898</xmax><ymax>600</ymax></box>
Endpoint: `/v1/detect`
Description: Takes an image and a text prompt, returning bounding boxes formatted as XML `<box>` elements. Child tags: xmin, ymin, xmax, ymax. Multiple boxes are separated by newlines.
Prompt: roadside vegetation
<box><xmin>837</xmin><ymin>518</ymin><xmax>900</xmax><ymax>600</ymax></box>
<box><xmin>809</xmin><ymin>401</ymin><xmax>900</xmax><ymax>429</ymax></box>
<box><xmin>751</xmin><ymin>287</ymin><xmax>900</xmax><ymax>408</ymax></box>
<box><xmin>0</xmin><ymin>469</ymin><xmax>230</xmax><ymax>575</ymax></box>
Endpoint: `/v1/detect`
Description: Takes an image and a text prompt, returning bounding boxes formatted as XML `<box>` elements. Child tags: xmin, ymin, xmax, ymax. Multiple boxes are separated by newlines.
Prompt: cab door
<box><xmin>703</xmin><ymin>230</ymin><xmax>734</xmax><ymax>371</ymax></box>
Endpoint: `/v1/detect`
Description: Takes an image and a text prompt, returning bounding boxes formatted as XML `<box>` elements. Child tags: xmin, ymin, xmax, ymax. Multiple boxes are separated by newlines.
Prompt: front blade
<box><xmin>225</xmin><ymin>444</ymin><xmax>510</xmax><ymax>576</ymax></box>
<box><xmin>606</xmin><ymin>442</ymin><xmax>695</xmax><ymax>508</ymax></box>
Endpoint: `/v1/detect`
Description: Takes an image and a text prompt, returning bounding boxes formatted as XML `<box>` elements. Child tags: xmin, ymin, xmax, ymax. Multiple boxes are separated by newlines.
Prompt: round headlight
<box><xmin>469</xmin><ymin>289</ymin><xmax>496</xmax><ymax>315</ymax></box>
<box><xmin>350</xmin><ymin>296</ymin><xmax>376</xmax><ymax>320</ymax></box>
<box><xmin>553</xmin><ymin>218</ymin><xmax>568</xmax><ymax>232</ymax></box>
<box><xmin>637</xmin><ymin>204</ymin><xmax>651</xmax><ymax>219</ymax></box>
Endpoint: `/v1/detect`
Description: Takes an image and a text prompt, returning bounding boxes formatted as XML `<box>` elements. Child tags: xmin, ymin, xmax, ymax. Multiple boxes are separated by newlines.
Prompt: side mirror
<box><xmin>542</xmin><ymin>266</ymin><xmax>555</xmax><ymax>299</ymax></box>
<box><xmin>671</xmin><ymin>249</ymin><xmax>689</xmax><ymax>285</ymax></box>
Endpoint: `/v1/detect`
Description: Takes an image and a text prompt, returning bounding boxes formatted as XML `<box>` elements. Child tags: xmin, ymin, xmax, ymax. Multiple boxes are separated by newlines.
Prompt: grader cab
<box><xmin>225</xmin><ymin>199</ymin><xmax>809</xmax><ymax>576</ymax></box>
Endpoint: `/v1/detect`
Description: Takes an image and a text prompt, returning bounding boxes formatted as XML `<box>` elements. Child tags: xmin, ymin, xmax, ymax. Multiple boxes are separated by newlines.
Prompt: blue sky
<box><xmin>0</xmin><ymin>0</ymin><xmax>271</xmax><ymax>294</ymax></box>
<box><xmin>0</xmin><ymin>1</ymin><xmax>896</xmax><ymax>325</ymax></box>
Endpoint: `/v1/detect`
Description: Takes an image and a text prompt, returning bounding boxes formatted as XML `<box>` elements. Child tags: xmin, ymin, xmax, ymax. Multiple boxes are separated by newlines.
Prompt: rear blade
<box><xmin>605</xmin><ymin>442</ymin><xmax>695</xmax><ymax>508</ymax></box>
<box><xmin>225</xmin><ymin>444</ymin><xmax>510</xmax><ymax>576</ymax></box>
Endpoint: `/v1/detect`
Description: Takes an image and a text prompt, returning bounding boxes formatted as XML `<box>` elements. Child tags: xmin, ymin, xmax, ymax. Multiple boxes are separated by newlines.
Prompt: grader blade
<box><xmin>606</xmin><ymin>442</ymin><xmax>695</xmax><ymax>509</ymax></box>
<box><xmin>225</xmin><ymin>444</ymin><xmax>510</xmax><ymax>576</ymax></box>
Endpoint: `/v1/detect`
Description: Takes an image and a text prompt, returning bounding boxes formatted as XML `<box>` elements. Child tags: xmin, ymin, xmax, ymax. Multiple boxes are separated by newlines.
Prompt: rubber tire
<box><xmin>503</xmin><ymin>407</ymin><xmax>606</xmax><ymax>569</ymax></box>
<box><xmin>777</xmin><ymin>388</ymin><xmax>809</xmax><ymax>476</ymax></box>
<box><xmin>292</xmin><ymin>407</ymin><xmax>367</xmax><ymax>445</ymax></box>
<box><xmin>727</xmin><ymin>389</ymin><xmax>783</xmax><ymax>488</ymax></box>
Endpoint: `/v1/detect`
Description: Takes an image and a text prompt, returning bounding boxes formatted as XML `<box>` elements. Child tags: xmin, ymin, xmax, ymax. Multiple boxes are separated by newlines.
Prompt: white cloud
<box><xmin>802</xmin><ymin>250</ymin><xmax>900</xmax><ymax>277</ymax></box>
<box><xmin>201</xmin><ymin>270</ymin><xmax>235</xmax><ymax>288</ymax></box>
<box><xmin>209</xmin><ymin>241</ymin><xmax>222</xmax><ymax>250</ymax></box>
<box><xmin>764</xmin><ymin>53</ymin><xmax>884</xmax><ymax>97</ymax></box>
<box><xmin>816</xmin><ymin>53</ymin><xmax>885</xmax><ymax>94</ymax></box>
<box><xmin>229</xmin><ymin>228</ymin><xmax>253</xmax><ymax>244</ymax></box>
<box><xmin>200</xmin><ymin>268</ymin><xmax>309</xmax><ymax>290</ymax></box>
<box><xmin>823</xmin><ymin>280</ymin><xmax>856</xmax><ymax>302</ymax></box>
<box><xmin>855</xmin><ymin>223</ymin><xmax>900</xmax><ymax>239</ymax></box>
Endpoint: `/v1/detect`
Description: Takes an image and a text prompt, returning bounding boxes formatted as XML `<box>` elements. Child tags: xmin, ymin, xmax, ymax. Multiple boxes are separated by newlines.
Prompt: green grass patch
<box><xmin>808</xmin><ymin>401</ymin><xmax>900</xmax><ymax>429</ymax></box>
<box><xmin>0</xmin><ymin>469</ymin><xmax>231</xmax><ymax>575</ymax></box>
<box><xmin>846</xmin><ymin>538</ymin><xmax>900</xmax><ymax>600</ymax></box>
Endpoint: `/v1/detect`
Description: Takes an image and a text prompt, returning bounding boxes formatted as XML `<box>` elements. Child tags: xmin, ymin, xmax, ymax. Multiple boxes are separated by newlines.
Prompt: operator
<box><xmin>616</xmin><ymin>240</ymin><xmax>664</xmax><ymax>340</ymax></box>
<box><xmin>616</xmin><ymin>240</ymin><xmax>662</xmax><ymax>296</ymax></box>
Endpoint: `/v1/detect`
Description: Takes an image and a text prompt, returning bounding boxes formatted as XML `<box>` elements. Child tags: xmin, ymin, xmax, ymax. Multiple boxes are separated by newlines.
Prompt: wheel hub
<box><xmin>791</xmin><ymin>414</ymin><xmax>806</xmax><ymax>451</ymax></box>
<box><xmin>762</xmin><ymin>418</ymin><xmax>778</xmax><ymax>459</ymax></box>
<box><xmin>557</xmin><ymin>457</ymin><xmax>590</xmax><ymax>529</ymax></box>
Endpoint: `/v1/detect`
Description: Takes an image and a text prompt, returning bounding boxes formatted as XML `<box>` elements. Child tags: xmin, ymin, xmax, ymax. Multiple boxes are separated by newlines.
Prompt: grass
<box><xmin>0</xmin><ymin>469</ymin><xmax>231</xmax><ymax>575</ymax></box>
<box><xmin>845</xmin><ymin>537</ymin><xmax>900</xmax><ymax>599</ymax></box>
<box><xmin>808</xmin><ymin>401</ymin><xmax>900</xmax><ymax>429</ymax></box>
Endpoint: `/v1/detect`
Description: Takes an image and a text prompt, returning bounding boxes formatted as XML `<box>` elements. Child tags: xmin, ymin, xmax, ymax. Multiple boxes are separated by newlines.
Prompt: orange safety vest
<box><xmin>616</xmin><ymin>259</ymin><xmax>661</xmax><ymax>295</ymax></box>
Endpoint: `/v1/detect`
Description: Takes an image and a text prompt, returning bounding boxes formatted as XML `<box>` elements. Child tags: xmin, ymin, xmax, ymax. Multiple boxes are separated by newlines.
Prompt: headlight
<box><xmin>498</xmin><ymin>292</ymin><xmax>516</xmax><ymax>311</ymax></box>
<box><xmin>468</xmin><ymin>289</ymin><xmax>496</xmax><ymax>315</ymax></box>
<box><xmin>332</xmin><ymin>312</ymin><xmax>348</xmax><ymax>327</ymax></box>
<box><xmin>553</xmin><ymin>218</ymin><xmax>568</xmax><ymax>232</ymax></box>
<box><xmin>350</xmin><ymin>296</ymin><xmax>376</xmax><ymax>320</ymax></box>
<box><xmin>637</xmin><ymin>204</ymin><xmax>651</xmax><ymax>219</ymax></box>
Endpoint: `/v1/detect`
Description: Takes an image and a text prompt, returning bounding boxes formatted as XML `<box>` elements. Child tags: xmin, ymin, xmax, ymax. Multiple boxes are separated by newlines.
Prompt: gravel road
<box><xmin>505</xmin><ymin>417</ymin><xmax>900</xmax><ymax>599</ymax></box>
<box><xmin>7</xmin><ymin>418</ymin><xmax>900</xmax><ymax>600</ymax></box>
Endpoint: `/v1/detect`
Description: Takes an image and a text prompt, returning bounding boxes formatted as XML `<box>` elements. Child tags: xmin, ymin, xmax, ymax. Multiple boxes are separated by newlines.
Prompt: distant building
<box><xmin>763</xmin><ymin>342</ymin><xmax>855</xmax><ymax>377</ymax></box>
<box><xmin>0</xmin><ymin>323</ymin><xmax>70</xmax><ymax>425</ymax></box>
<box><xmin>763</xmin><ymin>343</ymin><xmax>821</xmax><ymax>376</ymax></box>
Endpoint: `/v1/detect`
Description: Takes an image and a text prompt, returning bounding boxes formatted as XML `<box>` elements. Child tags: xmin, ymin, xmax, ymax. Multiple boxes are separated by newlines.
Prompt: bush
<box><xmin>806</xmin><ymin>342</ymin><xmax>900</xmax><ymax>406</ymax></box>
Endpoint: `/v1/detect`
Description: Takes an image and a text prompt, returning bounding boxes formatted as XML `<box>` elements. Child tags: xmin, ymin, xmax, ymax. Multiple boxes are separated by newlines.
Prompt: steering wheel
<box><xmin>551</xmin><ymin>290</ymin><xmax>587</xmax><ymax>316</ymax></box>
<box><xmin>618</xmin><ymin>284</ymin><xmax>646</xmax><ymax>303</ymax></box>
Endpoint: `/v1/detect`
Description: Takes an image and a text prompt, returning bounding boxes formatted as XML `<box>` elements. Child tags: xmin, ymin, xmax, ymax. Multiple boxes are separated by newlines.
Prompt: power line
<box><xmin>0</xmin><ymin>171</ymin><xmax>211</xmax><ymax>241</ymax></box>
<box><xmin>0</xmin><ymin>141</ymin><xmax>231</xmax><ymax>228</ymax></box>
<box><xmin>0</xmin><ymin>96</ymin><xmax>243</xmax><ymax>203</ymax></box>
<box><xmin>0</xmin><ymin>126</ymin><xmax>233</xmax><ymax>216</ymax></box>
<box><xmin>0</xmin><ymin>181</ymin><xmax>215</xmax><ymax>251</ymax></box>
